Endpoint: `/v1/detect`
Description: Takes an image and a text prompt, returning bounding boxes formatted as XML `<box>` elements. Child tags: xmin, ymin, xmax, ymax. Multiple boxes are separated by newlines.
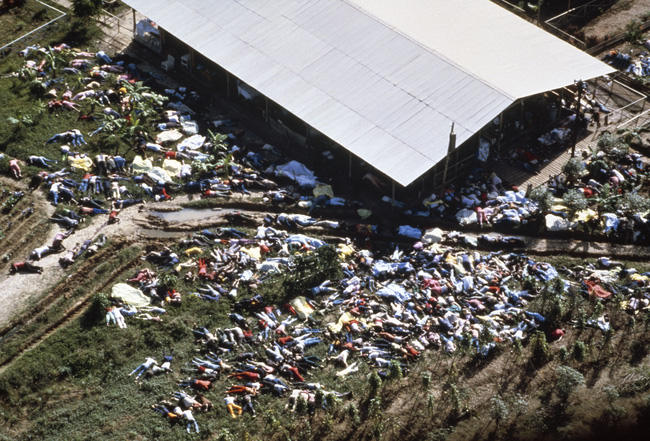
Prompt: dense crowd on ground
<box><xmin>3</xmin><ymin>39</ymin><xmax>650</xmax><ymax>435</ymax></box>
<box><xmin>102</xmin><ymin>216</ymin><xmax>650</xmax><ymax>431</ymax></box>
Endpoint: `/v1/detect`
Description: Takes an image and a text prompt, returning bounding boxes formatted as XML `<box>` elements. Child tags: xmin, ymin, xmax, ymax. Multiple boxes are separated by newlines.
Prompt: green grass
<box><xmin>0</xmin><ymin>0</ymin><xmax>65</xmax><ymax>47</ymax></box>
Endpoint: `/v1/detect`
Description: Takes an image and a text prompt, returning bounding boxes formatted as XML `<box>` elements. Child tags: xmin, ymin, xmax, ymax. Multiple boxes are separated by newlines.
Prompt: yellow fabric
<box><xmin>162</xmin><ymin>158</ymin><xmax>182</xmax><ymax>176</ymax></box>
<box><xmin>290</xmin><ymin>296</ymin><xmax>314</xmax><ymax>320</ymax></box>
<box><xmin>68</xmin><ymin>156</ymin><xmax>94</xmax><ymax>172</ymax></box>
<box><xmin>131</xmin><ymin>155</ymin><xmax>172</xmax><ymax>183</ymax></box>
<box><xmin>337</xmin><ymin>244</ymin><xmax>356</xmax><ymax>258</ymax></box>
<box><xmin>327</xmin><ymin>312</ymin><xmax>355</xmax><ymax>333</ymax></box>
<box><xmin>313</xmin><ymin>184</ymin><xmax>334</xmax><ymax>198</ymax></box>
<box><xmin>573</xmin><ymin>208</ymin><xmax>596</xmax><ymax>222</ymax></box>
<box><xmin>241</xmin><ymin>247</ymin><xmax>261</xmax><ymax>260</ymax></box>
<box><xmin>184</xmin><ymin>247</ymin><xmax>202</xmax><ymax>256</ymax></box>
<box><xmin>111</xmin><ymin>283</ymin><xmax>150</xmax><ymax>307</ymax></box>
<box><xmin>629</xmin><ymin>273</ymin><xmax>649</xmax><ymax>283</ymax></box>
<box><xmin>357</xmin><ymin>209</ymin><xmax>372</xmax><ymax>220</ymax></box>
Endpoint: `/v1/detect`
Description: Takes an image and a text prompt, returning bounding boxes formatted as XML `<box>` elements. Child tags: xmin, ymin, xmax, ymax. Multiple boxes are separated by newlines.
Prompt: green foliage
<box><xmin>555</xmin><ymin>366</ymin><xmax>585</xmax><ymax>401</ymax></box>
<box><xmin>562</xmin><ymin>157</ymin><xmax>586</xmax><ymax>184</ymax></box>
<box><xmin>490</xmin><ymin>395</ymin><xmax>509</xmax><ymax>424</ymax></box>
<box><xmin>624</xmin><ymin>19</ymin><xmax>644</xmax><ymax>43</ymax></box>
<box><xmin>530</xmin><ymin>187</ymin><xmax>554</xmax><ymax>214</ymax></box>
<box><xmin>261</xmin><ymin>245</ymin><xmax>342</xmax><ymax>305</ymax></box>
<box><xmin>536</xmin><ymin>278</ymin><xmax>568</xmax><ymax>329</ymax></box>
<box><xmin>368</xmin><ymin>371</ymin><xmax>382</xmax><ymax>398</ymax></box>
<box><xmin>572</xmin><ymin>340</ymin><xmax>588</xmax><ymax>362</ymax></box>
<box><xmin>530</xmin><ymin>331</ymin><xmax>550</xmax><ymax>364</ymax></box>
<box><xmin>597</xmin><ymin>132</ymin><xmax>629</xmax><ymax>160</ymax></box>
<box><xmin>72</xmin><ymin>0</ymin><xmax>103</xmax><ymax>18</ymax></box>
<box><xmin>387</xmin><ymin>360</ymin><xmax>403</xmax><ymax>380</ymax></box>
<box><xmin>368</xmin><ymin>397</ymin><xmax>383</xmax><ymax>419</ymax></box>
<box><xmin>617</xmin><ymin>192</ymin><xmax>650</xmax><ymax>215</ymax></box>
<box><xmin>83</xmin><ymin>292</ymin><xmax>111</xmax><ymax>325</ymax></box>
<box><xmin>295</xmin><ymin>395</ymin><xmax>308</xmax><ymax>415</ymax></box>
<box><xmin>347</xmin><ymin>403</ymin><xmax>361</xmax><ymax>427</ymax></box>
<box><xmin>421</xmin><ymin>371</ymin><xmax>432</xmax><ymax>389</ymax></box>
<box><xmin>562</xmin><ymin>189</ymin><xmax>588</xmax><ymax>219</ymax></box>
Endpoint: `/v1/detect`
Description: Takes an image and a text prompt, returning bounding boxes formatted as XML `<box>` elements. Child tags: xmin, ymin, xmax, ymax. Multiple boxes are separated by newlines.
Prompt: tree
<box><xmin>562</xmin><ymin>157</ymin><xmax>586</xmax><ymax>186</ymax></box>
<box><xmin>555</xmin><ymin>366</ymin><xmax>585</xmax><ymax>401</ymax></box>
<box><xmin>562</xmin><ymin>189</ymin><xmax>588</xmax><ymax>219</ymax></box>
<box><xmin>73</xmin><ymin>0</ymin><xmax>102</xmax><ymax>18</ymax></box>
<box><xmin>529</xmin><ymin>187</ymin><xmax>554</xmax><ymax>215</ymax></box>
<box><xmin>490</xmin><ymin>395</ymin><xmax>509</xmax><ymax>427</ymax></box>
<box><xmin>617</xmin><ymin>192</ymin><xmax>650</xmax><ymax>216</ymax></box>
<box><xmin>597</xmin><ymin>132</ymin><xmax>629</xmax><ymax>160</ymax></box>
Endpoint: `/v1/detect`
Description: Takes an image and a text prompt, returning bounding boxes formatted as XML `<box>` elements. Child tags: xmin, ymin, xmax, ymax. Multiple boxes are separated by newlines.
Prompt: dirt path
<box><xmin>0</xmin><ymin>200</ymin><xmax>145</xmax><ymax>327</ymax></box>
<box><xmin>582</xmin><ymin>0</ymin><xmax>650</xmax><ymax>38</ymax></box>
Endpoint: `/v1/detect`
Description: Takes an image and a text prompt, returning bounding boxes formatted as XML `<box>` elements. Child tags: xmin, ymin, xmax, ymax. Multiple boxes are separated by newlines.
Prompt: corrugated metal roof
<box><xmin>123</xmin><ymin>0</ymin><xmax>614</xmax><ymax>186</ymax></box>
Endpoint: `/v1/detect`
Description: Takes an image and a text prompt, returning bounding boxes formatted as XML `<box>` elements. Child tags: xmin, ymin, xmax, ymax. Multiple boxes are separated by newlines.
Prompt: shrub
<box><xmin>368</xmin><ymin>371</ymin><xmax>382</xmax><ymax>398</ymax></box>
<box><xmin>572</xmin><ymin>340</ymin><xmax>588</xmax><ymax>362</ymax></box>
<box><xmin>530</xmin><ymin>331</ymin><xmax>550</xmax><ymax>364</ymax></box>
<box><xmin>624</xmin><ymin>19</ymin><xmax>644</xmax><ymax>43</ymax></box>
<box><xmin>83</xmin><ymin>293</ymin><xmax>110</xmax><ymax>325</ymax></box>
<box><xmin>72</xmin><ymin>0</ymin><xmax>103</xmax><ymax>19</ymax></box>
<box><xmin>562</xmin><ymin>157</ymin><xmax>586</xmax><ymax>185</ymax></box>
<box><xmin>617</xmin><ymin>192</ymin><xmax>650</xmax><ymax>216</ymax></box>
<box><xmin>490</xmin><ymin>395</ymin><xmax>509</xmax><ymax>425</ymax></box>
<box><xmin>562</xmin><ymin>189</ymin><xmax>588</xmax><ymax>219</ymax></box>
<box><xmin>530</xmin><ymin>187</ymin><xmax>554</xmax><ymax>215</ymax></box>
<box><xmin>597</xmin><ymin>132</ymin><xmax>629</xmax><ymax>160</ymax></box>
<box><xmin>555</xmin><ymin>366</ymin><xmax>585</xmax><ymax>401</ymax></box>
<box><xmin>387</xmin><ymin>361</ymin><xmax>403</xmax><ymax>380</ymax></box>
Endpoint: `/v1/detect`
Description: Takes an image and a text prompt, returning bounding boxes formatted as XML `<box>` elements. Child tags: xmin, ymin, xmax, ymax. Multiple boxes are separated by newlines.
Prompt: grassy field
<box><xmin>0</xmin><ymin>0</ymin><xmax>65</xmax><ymax>47</ymax></box>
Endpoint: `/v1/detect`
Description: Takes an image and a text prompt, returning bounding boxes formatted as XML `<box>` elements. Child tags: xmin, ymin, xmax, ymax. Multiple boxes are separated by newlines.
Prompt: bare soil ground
<box><xmin>583</xmin><ymin>0</ymin><xmax>650</xmax><ymax>39</ymax></box>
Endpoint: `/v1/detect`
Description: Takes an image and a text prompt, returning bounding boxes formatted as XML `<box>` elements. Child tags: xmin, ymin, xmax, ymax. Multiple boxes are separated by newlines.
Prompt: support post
<box><xmin>497</xmin><ymin>111</ymin><xmax>504</xmax><ymax>154</ymax></box>
<box><xmin>391</xmin><ymin>181</ymin><xmax>396</xmax><ymax>216</ymax></box>
<box><xmin>348</xmin><ymin>153</ymin><xmax>352</xmax><ymax>179</ymax></box>
<box><xmin>265</xmin><ymin>97</ymin><xmax>269</xmax><ymax>123</ymax></box>
<box><xmin>440</xmin><ymin>123</ymin><xmax>456</xmax><ymax>195</ymax></box>
<box><xmin>132</xmin><ymin>8</ymin><xmax>136</xmax><ymax>34</ymax></box>
<box><xmin>571</xmin><ymin>80</ymin><xmax>583</xmax><ymax>158</ymax></box>
<box><xmin>226</xmin><ymin>73</ymin><xmax>231</xmax><ymax>99</ymax></box>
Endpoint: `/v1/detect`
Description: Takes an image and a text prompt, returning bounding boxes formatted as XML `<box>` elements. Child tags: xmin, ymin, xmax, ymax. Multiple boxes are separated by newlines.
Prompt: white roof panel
<box><xmin>123</xmin><ymin>0</ymin><xmax>614</xmax><ymax>186</ymax></box>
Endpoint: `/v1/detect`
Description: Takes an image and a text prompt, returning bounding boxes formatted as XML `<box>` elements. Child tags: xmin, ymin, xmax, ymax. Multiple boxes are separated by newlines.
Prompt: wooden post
<box><xmin>265</xmin><ymin>97</ymin><xmax>269</xmax><ymax>123</ymax></box>
<box><xmin>440</xmin><ymin>123</ymin><xmax>456</xmax><ymax>195</ymax></box>
<box><xmin>226</xmin><ymin>72</ymin><xmax>231</xmax><ymax>99</ymax></box>
<box><xmin>132</xmin><ymin>8</ymin><xmax>136</xmax><ymax>34</ymax></box>
<box><xmin>497</xmin><ymin>111</ymin><xmax>504</xmax><ymax>154</ymax></box>
<box><xmin>571</xmin><ymin>80</ymin><xmax>583</xmax><ymax>158</ymax></box>
<box><xmin>348</xmin><ymin>153</ymin><xmax>352</xmax><ymax>179</ymax></box>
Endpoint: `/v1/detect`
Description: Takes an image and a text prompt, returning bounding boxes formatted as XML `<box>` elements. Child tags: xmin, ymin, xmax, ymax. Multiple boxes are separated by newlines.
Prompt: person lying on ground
<box><xmin>30</xmin><ymin>244</ymin><xmax>54</xmax><ymax>261</ymax></box>
<box><xmin>106</xmin><ymin>306</ymin><xmax>126</xmax><ymax>329</ymax></box>
<box><xmin>9</xmin><ymin>261</ymin><xmax>43</xmax><ymax>274</ymax></box>
<box><xmin>8</xmin><ymin>158</ymin><xmax>22</xmax><ymax>179</ymax></box>
<box><xmin>59</xmin><ymin>244</ymin><xmax>80</xmax><ymax>268</ymax></box>
<box><xmin>129</xmin><ymin>357</ymin><xmax>157</xmax><ymax>379</ymax></box>
<box><xmin>151</xmin><ymin>403</ymin><xmax>182</xmax><ymax>427</ymax></box>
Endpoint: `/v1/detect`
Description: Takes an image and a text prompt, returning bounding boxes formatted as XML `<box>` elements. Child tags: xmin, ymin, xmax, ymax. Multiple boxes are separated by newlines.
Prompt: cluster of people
<box><xmin>107</xmin><ymin>204</ymin><xmax>650</xmax><ymax>433</ymax></box>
